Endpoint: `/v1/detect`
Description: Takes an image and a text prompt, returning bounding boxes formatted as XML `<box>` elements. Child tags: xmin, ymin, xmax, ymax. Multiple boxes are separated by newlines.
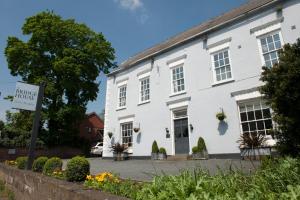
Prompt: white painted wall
<box><xmin>103</xmin><ymin>0</ymin><xmax>300</xmax><ymax>157</ymax></box>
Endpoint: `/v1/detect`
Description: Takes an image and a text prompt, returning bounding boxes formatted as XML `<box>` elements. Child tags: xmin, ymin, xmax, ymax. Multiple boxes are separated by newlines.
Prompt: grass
<box><xmin>0</xmin><ymin>180</ymin><xmax>14</xmax><ymax>200</ymax></box>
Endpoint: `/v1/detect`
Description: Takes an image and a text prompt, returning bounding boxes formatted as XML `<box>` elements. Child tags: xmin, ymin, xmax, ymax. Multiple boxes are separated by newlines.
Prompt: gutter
<box><xmin>108</xmin><ymin>0</ymin><xmax>280</xmax><ymax>77</ymax></box>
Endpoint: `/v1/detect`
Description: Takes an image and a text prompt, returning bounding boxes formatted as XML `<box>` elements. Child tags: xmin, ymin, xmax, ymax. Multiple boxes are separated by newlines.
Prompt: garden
<box><xmin>2</xmin><ymin>155</ymin><xmax>300</xmax><ymax>200</ymax></box>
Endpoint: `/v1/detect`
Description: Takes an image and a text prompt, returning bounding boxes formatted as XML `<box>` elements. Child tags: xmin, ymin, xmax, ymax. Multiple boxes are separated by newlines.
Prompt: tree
<box><xmin>260</xmin><ymin>38</ymin><xmax>300</xmax><ymax>156</ymax></box>
<box><xmin>5</xmin><ymin>11</ymin><xmax>115</xmax><ymax>146</ymax></box>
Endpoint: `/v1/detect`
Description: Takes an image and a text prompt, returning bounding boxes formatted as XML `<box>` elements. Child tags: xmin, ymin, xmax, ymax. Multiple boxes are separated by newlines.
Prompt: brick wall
<box><xmin>0</xmin><ymin>163</ymin><xmax>128</xmax><ymax>200</ymax></box>
<box><xmin>0</xmin><ymin>147</ymin><xmax>83</xmax><ymax>162</ymax></box>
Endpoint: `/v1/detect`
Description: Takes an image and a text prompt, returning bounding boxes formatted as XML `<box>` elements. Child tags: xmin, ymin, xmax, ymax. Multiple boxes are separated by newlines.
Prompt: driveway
<box><xmin>63</xmin><ymin>158</ymin><xmax>260</xmax><ymax>182</ymax></box>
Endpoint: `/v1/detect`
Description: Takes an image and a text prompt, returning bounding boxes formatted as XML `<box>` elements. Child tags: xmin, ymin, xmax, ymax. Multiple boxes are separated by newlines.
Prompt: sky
<box><xmin>0</xmin><ymin>0</ymin><xmax>247</xmax><ymax>121</ymax></box>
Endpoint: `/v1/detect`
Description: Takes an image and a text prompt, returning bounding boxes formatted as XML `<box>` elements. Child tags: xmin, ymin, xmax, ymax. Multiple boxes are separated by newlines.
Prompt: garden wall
<box><xmin>0</xmin><ymin>146</ymin><xmax>83</xmax><ymax>162</ymax></box>
<box><xmin>0</xmin><ymin>163</ymin><xmax>128</xmax><ymax>200</ymax></box>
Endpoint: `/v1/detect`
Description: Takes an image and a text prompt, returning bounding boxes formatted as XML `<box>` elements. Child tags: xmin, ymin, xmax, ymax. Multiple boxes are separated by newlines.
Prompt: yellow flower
<box><xmin>86</xmin><ymin>175</ymin><xmax>93</xmax><ymax>180</ymax></box>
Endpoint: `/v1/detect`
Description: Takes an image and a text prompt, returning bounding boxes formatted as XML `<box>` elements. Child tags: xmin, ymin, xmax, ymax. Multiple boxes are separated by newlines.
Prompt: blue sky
<box><xmin>0</xmin><ymin>0</ymin><xmax>247</xmax><ymax>121</ymax></box>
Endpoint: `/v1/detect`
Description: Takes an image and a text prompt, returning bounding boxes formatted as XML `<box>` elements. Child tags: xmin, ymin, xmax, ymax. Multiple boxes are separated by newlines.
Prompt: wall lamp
<box><xmin>189</xmin><ymin>124</ymin><xmax>194</xmax><ymax>131</ymax></box>
<box><xmin>165</xmin><ymin>128</ymin><xmax>170</xmax><ymax>138</ymax></box>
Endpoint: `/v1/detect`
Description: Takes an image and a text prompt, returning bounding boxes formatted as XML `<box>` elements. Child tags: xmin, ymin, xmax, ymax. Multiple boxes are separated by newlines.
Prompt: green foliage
<box><xmin>43</xmin><ymin>157</ymin><xmax>62</xmax><ymax>175</ymax></box>
<box><xmin>0</xmin><ymin>180</ymin><xmax>15</xmax><ymax>200</ymax></box>
<box><xmin>16</xmin><ymin>156</ymin><xmax>28</xmax><ymax>169</ymax></box>
<box><xmin>192</xmin><ymin>146</ymin><xmax>199</xmax><ymax>154</ymax></box>
<box><xmin>152</xmin><ymin>140</ymin><xmax>159</xmax><ymax>153</ymax></box>
<box><xmin>65</xmin><ymin>156</ymin><xmax>90</xmax><ymax>182</ymax></box>
<box><xmin>260</xmin><ymin>39</ymin><xmax>300</xmax><ymax>156</ymax></box>
<box><xmin>216</xmin><ymin>111</ymin><xmax>226</xmax><ymax>121</ymax></box>
<box><xmin>32</xmin><ymin>156</ymin><xmax>48</xmax><ymax>172</ymax></box>
<box><xmin>4</xmin><ymin>11</ymin><xmax>115</xmax><ymax>146</ymax></box>
<box><xmin>159</xmin><ymin>147</ymin><xmax>166</xmax><ymax>154</ymax></box>
<box><xmin>197</xmin><ymin>137</ymin><xmax>206</xmax><ymax>152</ymax></box>
<box><xmin>136</xmin><ymin>157</ymin><xmax>300</xmax><ymax>200</ymax></box>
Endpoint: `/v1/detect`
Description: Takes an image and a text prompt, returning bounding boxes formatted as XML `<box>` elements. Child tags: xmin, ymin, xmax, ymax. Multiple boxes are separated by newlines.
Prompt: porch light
<box><xmin>189</xmin><ymin>124</ymin><xmax>194</xmax><ymax>131</ymax></box>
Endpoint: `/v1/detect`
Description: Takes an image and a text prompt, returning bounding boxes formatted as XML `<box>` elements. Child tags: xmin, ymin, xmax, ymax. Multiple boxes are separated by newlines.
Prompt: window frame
<box><xmin>117</xmin><ymin>84</ymin><xmax>127</xmax><ymax>109</ymax></box>
<box><xmin>211</xmin><ymin>48</ymin><xmax>234</xmax><ymax>85</ymax></box>
<box><xmin>120</xmin><ymin>122</ymin><xmax>133</xmax><ymax>147</ymax></box>
<box><xmin>139</xmin><ymin>76</ymin><xmax>150</xmax><ymax>104</ymax></box>
<box><xmin>237</xmin><ymin>99</ymin><xmax>274</xmax><ymax>137</ymax></box>
<box><xmin>257</xmin><ymin>30</ymin><xmax>284</xmax><ymax>68</ymax></box>
<box><xmin>170</xmin><ymin>63</ymin><xmax>186</xmax><ymax>96</ymax></box>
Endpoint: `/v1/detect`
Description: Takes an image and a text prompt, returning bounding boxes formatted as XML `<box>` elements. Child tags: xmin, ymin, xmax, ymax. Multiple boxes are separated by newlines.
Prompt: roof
<box><xmin>109</xmin><ymin>0</ymin><xmax>281</xmax><ymax>76</ymax></box>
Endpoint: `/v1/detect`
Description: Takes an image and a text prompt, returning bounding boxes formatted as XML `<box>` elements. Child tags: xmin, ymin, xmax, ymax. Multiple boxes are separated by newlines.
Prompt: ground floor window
<box><xmin>121</xmin><ymin>122</ymin><xmax>133</xmax><ymax>147</ymax></box>
<box><xmin>238</xmin><ymin>99</ymin><xmax>273</xmax><ymax>136</ymax></box>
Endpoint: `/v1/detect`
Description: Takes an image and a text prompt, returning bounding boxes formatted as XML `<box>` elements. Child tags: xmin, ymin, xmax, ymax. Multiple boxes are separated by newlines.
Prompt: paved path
<box><xmin>63</xmin><ymin>158</ymin><xmax>260</xmax><ymax>182</ymax></box>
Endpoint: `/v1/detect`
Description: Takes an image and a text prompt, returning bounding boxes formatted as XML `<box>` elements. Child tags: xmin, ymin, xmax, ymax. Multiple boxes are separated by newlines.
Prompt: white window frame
<box><xmin>138</xmin><ymin>72</ymin><xmax>150</xmax><ymax>104</ymax></box>
<box><xmin>120</xmin><ymin>122</ymin><xmax>133</xmax><ymax>148</ymax></box>
<box><xmin>117</xmin><ymin>83</ymin><xmax>127</xmax><ymax>109</ymax></box>
<box><xmin>170</xmin><ymin>63</ymin><xmax>186</xmax><ymax>96</ymax></box>
<box><xmin>237</xmin><ymin>99</ymin><xmax>274</xmax><ymax>137</ymax></box>
<box><xmin>257</xmin><ymin>30</ymin><xmax>284</xmax><ymax>68</ymax></box>
<box><xmin>211</xmin><ymin>48</ymin><xmax>234</xmax><ymax>84</ymax></box>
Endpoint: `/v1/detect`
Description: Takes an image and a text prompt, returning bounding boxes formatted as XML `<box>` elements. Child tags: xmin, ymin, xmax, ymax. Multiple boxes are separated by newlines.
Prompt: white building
<box><xmin>103</xmin><ymin>0</ymin><xmax>300</xmax><ymax>158</ymax></box>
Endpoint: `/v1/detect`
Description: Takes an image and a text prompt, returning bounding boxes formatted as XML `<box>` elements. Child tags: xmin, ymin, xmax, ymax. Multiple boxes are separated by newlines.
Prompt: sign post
<box><xmin>12</xmin><ymin>81</ymin><xmax>45</xmax><ymax>170</ymax></box>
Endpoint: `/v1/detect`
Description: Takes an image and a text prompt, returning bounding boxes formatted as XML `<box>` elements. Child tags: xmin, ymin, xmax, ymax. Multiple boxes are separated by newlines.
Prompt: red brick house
<box><xmin>79</xmin><ymin>112</ymin><xmax>104</xmax><ymax>145</ymax></box>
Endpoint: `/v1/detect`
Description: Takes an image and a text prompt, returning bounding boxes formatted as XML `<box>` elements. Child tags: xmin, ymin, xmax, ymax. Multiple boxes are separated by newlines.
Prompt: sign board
<box><xmin>12</xmin><ymin>82</ymin><xmax>39</xmax><ymax>111</ymax></box>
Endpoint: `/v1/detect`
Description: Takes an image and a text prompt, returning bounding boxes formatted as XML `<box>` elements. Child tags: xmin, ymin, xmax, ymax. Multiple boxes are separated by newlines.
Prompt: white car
<box><xmin>90</xmin><ymin>142</ymin><xmax>103</xmax><ymax>156</ymax></box>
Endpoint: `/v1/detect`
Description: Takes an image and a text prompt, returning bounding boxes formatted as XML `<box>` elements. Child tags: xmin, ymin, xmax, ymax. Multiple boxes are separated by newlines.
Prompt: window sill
<box><xmin>116</xmin><ymin>107</ymin><xmax>126</xmax><ymax>111</ymax></box>
<box><xmin>212</xmin><ymin>79</ymin><xmax>234</xmax><ymax>87</ymax></box>
<box><xmin>138</xmin><ymin>100</ymin><xmax>150</xmax><ymax>106</ymax></box>
<box><xmin>169</xmin><ymin>91</ymin><xmax>186</xmax><ymax>98</ymax></box>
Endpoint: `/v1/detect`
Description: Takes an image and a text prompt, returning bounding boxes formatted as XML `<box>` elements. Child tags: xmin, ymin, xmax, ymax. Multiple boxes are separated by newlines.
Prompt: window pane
<box><xmin>242</xmin><ymin>123</ymin><xmax>249</xmax><ymax>132</ymax></box>
<box><xmin>257</xmin><ymin>120</ymin><xmax>264</xmax><ymax>130</ymax></box>
<box><xmin>273</xmin><ymin>33</ymin><xmax>280</xmax><ymax>41</ymax></box>
<box><xmin>255</xmin><ymin>110</ymin><xmax>263</xmax><ymax>120</ymax></box>
<box><xmin>263</xmin><ymin>109</ymin><xmax>271</xmax><ymax>118</ymax></box>
<box><xmin>240</xmin><ymin>112</ymin><xmax>247</xmax><ymax>122</ymax></box>
<box><xmin>249</xmin><ymin>122</ymin><xmax>257</xmax><ymax>131</ymax></box>
<box><xmin>264</xmin><ymin>120</ymin><xmax>273</xmax><ymax>129</ymax></box>
<box><xmin>248</xmin><ymin>111</ymin><xmax>255</xmax><ymax>121</ymax></box>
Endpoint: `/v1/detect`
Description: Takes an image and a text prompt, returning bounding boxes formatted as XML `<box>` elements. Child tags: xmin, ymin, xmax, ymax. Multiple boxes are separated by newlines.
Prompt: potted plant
<box><xmin>237</xmin><ymin>132</ymin><xmax>270</xmax><ymax>160</ymax></box>
<box><xmin>216</xmin><ymin>109</ymin><xmax>226</xmax><ymax>121</ymax></box>
<box><xmin>110</xmin><ymin>143</ymin><xmax>129</xmax><ymax>161</ymax></box>
<box><xmin>151</xmin><ymin>140</ymin><xmax>159</xmax><ymax>160</ymax></box>
<box><xmin>158</xmin><ymin>147</ymin><xmax>167</xmax><ymax>160</ymax></box>
<box><xmin>192</xmin><ymin>137</ymin><xmax>209</xmax><ymax>159</ymax></box>
<box><xmin>107</xmin><ymin>132</ymin><xmax>113</xmax><ymax>139</ymax></box>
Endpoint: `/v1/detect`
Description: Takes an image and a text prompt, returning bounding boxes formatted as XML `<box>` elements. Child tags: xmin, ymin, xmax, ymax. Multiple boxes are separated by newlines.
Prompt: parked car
<box><xmin>90</xmin><ymin>142</ymin><xmax>103</xmax><ymax>156</ymax></box>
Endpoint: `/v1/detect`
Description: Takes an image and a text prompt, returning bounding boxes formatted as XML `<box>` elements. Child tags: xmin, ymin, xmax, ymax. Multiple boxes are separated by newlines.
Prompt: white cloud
<box><xmin>115</xmin><ymin>0</ymin><xmax>143</xmax><ymax>11</ymax></box>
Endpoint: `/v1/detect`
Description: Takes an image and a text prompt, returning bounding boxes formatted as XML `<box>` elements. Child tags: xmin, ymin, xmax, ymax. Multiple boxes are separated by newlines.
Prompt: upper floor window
<box><xmin>172</xmin><ymin>64</ymin><xmax>185</xmax><ymax>94</ymax></box>
<box><xmin>259</xmin><ymin>32</ymin><xmax>282</xmax><ymax>68</ymax></box>
<box><xmin>212</xmin><ymin>49</ymin><xmax>232</xmax><ymax>82</ymax></box>
<box><xmin>140</xmin><ymin>77</ymin><xmax>150</xmax><ymax>103</ymax></box>
<box><xmin>118</xmin><ymin>84</ymin><xmax>127</xmax><ymax>108</ymax></box>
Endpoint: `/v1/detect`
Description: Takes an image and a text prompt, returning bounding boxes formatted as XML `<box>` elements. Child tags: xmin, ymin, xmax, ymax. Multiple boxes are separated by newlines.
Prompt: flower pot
<box><xmin>158</xmin><ymin>153</ymin><xmax>167</xmax><ymax>160</ymax></box>
<box><xmin>113</xmin><ymin>152</ymin><xmax>129</xmax><ymax>161</ymax></box>
<box><xmin>151</xmin><ymin>153</ymin><xmax>158</xmax><ymax>160</ymax></box>
<box><xmin>217</xmin><ymin>115</ymin><xmax>225</xmax><ymax>121</ymax></box>
<box><xmin>192</xmin><ymin>150</ymin><xmax>209</xmax><ymax>160</ymax></box>
<box><xmin>240</xmin><ymin>147</ymin><xmax>271</xmax><ymax>160</ymax></box>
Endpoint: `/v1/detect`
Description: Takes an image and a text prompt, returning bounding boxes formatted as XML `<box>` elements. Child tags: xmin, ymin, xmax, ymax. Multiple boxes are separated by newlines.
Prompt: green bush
<box><xmin>159</xmin><ymin>147</ymin><xmax>166</xmax><ymax>154</ymax></box>
<box><xmin>43</xmin><ymin>157</ymin><xmax>62</xmax><ymax>175</ymax></box>
<box><xmin>16</xmin><ymin>156</ymin><xmax>28</xmax><ymax>169</ymax></box>
<box><xmin>151</xmin><ymin>140</ymin><xmax>159</xmax><ymax>153</ymax></box>
<box><xmin>65</xmin><ymin>156</ymin><xmax>90</xmax><ymax>182</ymax></box>
<box><xmin>197</xmin><ymin>137</ymin><xmax>206</xmax><ymax>152</ymax></box>
<box><xmin>32</xmin><ymin>156</ymin><xmax>48</xmax><ymax>172</ymax></box>
<box><xmin>192</xmin><ymin>146</ymin><xmax>199</xmax><ymax>154</ymax></box>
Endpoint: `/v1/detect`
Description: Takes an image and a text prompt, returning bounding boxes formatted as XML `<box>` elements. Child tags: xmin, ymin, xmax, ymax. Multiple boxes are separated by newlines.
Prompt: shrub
<box><xmin>43</xmin><ymin>157</ymin><xmax>62</xmax><ymax>175</ymax></box>
<box><xmin>197</xmin><ymin>137</ymin><xmax>206</xmax><ymax>152</ymax></box>
<box><xmin>32</xmin><ymin>156</ymin><xmax>48</xmax><ymax>172</ymax></box>
<box><xmin>151</xmin><ymin>140</ymin><xmax>159</xmax><ymax>153</ymax></box>
<box><xmin>16</xmin><ymin>156</ymin><xmax>28</xmax><ymax>169</ymax></box>
<box><xmin>65</xmin><ymin>156</ymin><xmax>90</xmax><ymax>182</ymax></box>
<box><xmin>159</xmin><ymin>147</ymin><xmax>166</xmax><ymax>154</ymax></box>
<box><xmin>192</xmin><ymin>146</ymin><xmax>199</xmax><ymax>154</ymax></box>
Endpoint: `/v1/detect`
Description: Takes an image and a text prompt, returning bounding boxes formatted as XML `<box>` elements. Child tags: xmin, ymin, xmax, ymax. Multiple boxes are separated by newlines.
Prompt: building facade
<box><xmin>103</xmin><ymin>0</ymin><xmax>300</xmax><ymax>158</ymax></box>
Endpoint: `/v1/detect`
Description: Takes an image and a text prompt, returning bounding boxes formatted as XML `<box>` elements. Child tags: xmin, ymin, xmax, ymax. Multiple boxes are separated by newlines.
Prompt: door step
<box><xmin>167</xmin><ymin>155</ymin><xmax>190</xmax><ymax>161</ymax></box>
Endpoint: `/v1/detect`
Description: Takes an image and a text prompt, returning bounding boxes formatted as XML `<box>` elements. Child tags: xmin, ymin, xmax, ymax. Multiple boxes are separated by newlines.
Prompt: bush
<box><xmin>43</xmin><ymin>157</ymin><xmax>62</xmax><ymax>175</ymax></box>
<box><xmin>192</xmin><ymin>146</ymin><xmax>199</xmax><ymax>154</ymax></box>
<box><xmin>151</xmin><ymin>140</ymin><xmax>159</xmax><ymax>153</ymax></box>
<box><xmin>65</xmin><ymin>156</ymin><xmax>90</xmax><ymax>182</ymax></box>
<box><xmin>197</xmin><ymin>137</ymin><xmax>206</xmax><ymax>152</ymax></box>
<box><xmin>159</xmin><ymin>147</ymin><xmax>166</xmax><ymax>154</ymax></box>
<box><xmin>16</xmin><ymin>156</ymin><xmax>28</xmax><ymax>169</ymax></box>
<box><xmin>32</xmin><ymin>156</ymin><xmax>48</xmax><ymax>172</ymax></box>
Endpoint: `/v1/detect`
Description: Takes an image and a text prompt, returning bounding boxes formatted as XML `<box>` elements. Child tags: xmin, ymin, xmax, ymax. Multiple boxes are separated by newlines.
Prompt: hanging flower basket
<box><xmin>216</xmin><ymin>109</ymin><xmax>226</xmax><ymax>121</ymax></box>
<box><xmin>107</xmin><ymin>132</ymin><xmax>113</xmax><ymax>139</ymax></box>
